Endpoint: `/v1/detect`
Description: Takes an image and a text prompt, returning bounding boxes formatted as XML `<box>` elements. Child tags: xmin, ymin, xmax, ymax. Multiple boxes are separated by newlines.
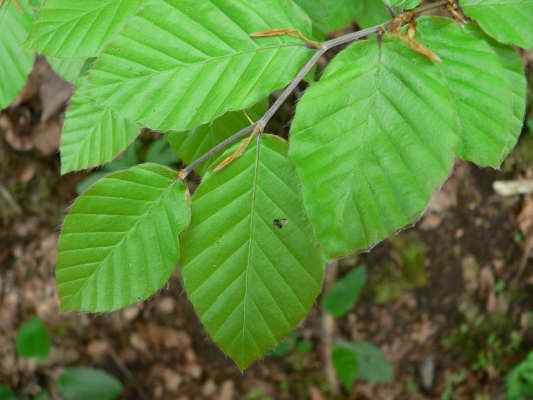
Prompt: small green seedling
<box><xmin>507</xmin><ymin>352</ymin><xmax>533</xmax><ymax>400</ymax></box>
<box><xmin>332</xmin><ymin>341</ymin><xmax>394</xmax><ymax>391</ymax></box>
<box><xmin>323</xmin><ymin>266</ymin><xmax>367</xmax><ymax>317</ymax></box>
<box><xmin>16</xmin><ymin>317</ymin><xmax>51</xmax><ymax>361</ymax></box>
<box><xmin>9</xmin><ymin>317</ymin><xmax>123</xmax><ymax>400</ymax></box>
<box><xmin>57</xmin><ymin>368</ymin><xmax>123</xmax><ymax>400</ymax></box>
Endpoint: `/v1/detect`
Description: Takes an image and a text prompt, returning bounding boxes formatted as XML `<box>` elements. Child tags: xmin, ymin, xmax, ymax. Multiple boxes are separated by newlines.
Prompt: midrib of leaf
<box><xmin>339</xmin><ymin>54</ymin><xmax>383</xmax><ymax>245</ymax></box>
<box><xmin>241</xmin><ymin>135</ymin><xmax>261</xmax><ymax>362</ymax></box>
<box><xmin>341</xmin><ymin>46</ymin><xmax>433</xmax><ymax>232</ymax></box>
<box><xmin>61</xmin><ymin>176</ymin><xmax>179</xmax><ymax>305</ymax></box>
<box><xmin>96</xmin><ymin>43</ymin><xmax>306</xmax><ymax>79</ymax></box>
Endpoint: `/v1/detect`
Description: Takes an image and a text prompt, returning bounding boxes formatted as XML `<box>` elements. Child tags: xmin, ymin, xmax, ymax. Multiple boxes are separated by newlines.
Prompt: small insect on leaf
<box><xmin>273</xmin><ymin>218</ymin><xmax>289</xmax><ymax>229</ymax></box>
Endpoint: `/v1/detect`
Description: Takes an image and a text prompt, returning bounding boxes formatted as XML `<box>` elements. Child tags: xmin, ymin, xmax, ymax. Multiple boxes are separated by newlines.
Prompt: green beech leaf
<box><xmin>290</xmin><ymin>16</ymin><xmax>525</xmax><ymax>258</ymax></box>
<box><xmin>459</xmin><ymin>0</ymin><xmax>533</xmax><ymax>49</ymax></box>
<box><xmin>415</xmin><ymin>17</ymin><xmax>525</xmax><ymax>166</ymax></box>
<box><xmin>0</xmin><ymin>0</ymin><xmax>34</xmax><ymax>109</ymax></box>
<box><xmin>332</xmin><ymin>343</ymin><xmax>359</xmax><ymax>390</ymax></box>
<box><xmin>491</xmin><ymin>41</ymin><xmax>528</xmax><ymax>127</ymax></box>
<box><xmin>323</xmin><ymin>266</ymin><xmax>367</xmax><ymax>317</ymax></box>
<box><xmin>26</xmin><ymin>0</ymin><xmax>143</xmax><ymax>58</ymax></box>
<box><xmin>47</xmin><ymin>57</ymin><xmax>87</xmax><ymax>82</ymax></box>
<box><xmin>384</xmin><ymin>0</ymin><xmax>421</xmax><ymax>9</ymax></box>
<box><xmin>60</xmin><ymin>80</ymin><xmax>141</xmax><ymax>175</ymax></box>
<box><xmin>181</xmin><ymin>134</ymin><xmax>324</xmax><ymax>369</ymax></box>
<box><xmin>290</xmin><ymin>29</ymin><xmax>459</xmax><ymax>258</ymax></box>
<box><xmin>293</xmin><ymin>0</ymin><xmax>360</xmax><ymax>37</ymax></box>
<box><xmin>166</xmin><ymin>102</ymin><xmax>267</xmax><ymax>176</ymax></box>
<box><xmin>355</xmin><ymin>0</ymin><xmax>389</xmax><ymax>28</ymax></box>
<box><xmin>84</xmin><ymin>0</ymin><xmax>314</xmax><ymax>132</ymax></box>
<box><xmin>57</xmin><ymin>368</ymin><xmax>123</xmax><ymax>400</ymax></box>
<box><xmin>57</xmin><ymin>163</ymin><xmax>191</xmax><ymax>312</ymax></box>
<box><xmin>145</xmin><ymin>139</ymin><xmax>178</xmax><ymax>167</ymax></box>
<box><xmin>15</xmin><ymin>317</ymin><xmax>51</xmax><ymax>361</ymax></box>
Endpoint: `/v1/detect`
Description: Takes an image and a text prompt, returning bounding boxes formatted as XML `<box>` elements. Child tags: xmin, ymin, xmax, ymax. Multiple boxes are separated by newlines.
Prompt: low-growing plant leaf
<box><xmin>269</xmin><ymin>334</ymin><xmax>297</xmax><ymax>357</ymax></box>
<box><xmin>0</xmin><ymin>0</ymin><xmax>34</xmax><ymax>109</ymax></box>
<box><xmin>84</xmin><ymin>0</ymin><xmax>314</xmax><ymax>132</ymax></box>
<box><xmin>290</xmin><ymin>30</ymin><xmax>459</xmax><ymax>258</ymax></box>
<box><xmin>34</xmin><ymin>392</ymin><xmax>49</xmax><ymax>400</ymax></box>
<box><xmin>348</xmin><ymin>341</ymin><xmax>394</xmax><ymax>383</ymax></box>
<box><xmin>181</xmin><ymin>134</ymin><xmax>325</xmax><ymax>369</ymax></box>
<box><xmin>415</xmin><ymin>17</ymin><xmax>526</xmax><ymax>167</ymax></box>
<box><xmin>166</xmin><ymin>102</ymin><xmax>266</xmax><ymax>176</ymax></box>
<box><xmin>0</xmin><ymin>385</ymin><xmax>14</xmax><ymax>400</ymax></box>
<box><xmin>332</xmin><ymin>343</ymin><xmax>359</xmax><ymax>390</ymax></box>
<box><xmin>15</xmin><ymin>316</ymin><xmax>51</xmax><ymax>361</ymax></box>
<box><xmin>60</xmin><ymin>80</ymin><xmax>141</xmax><ymax>175</ymax></box>
<box><xmin>459</xmin><ymin>0</ymin><xmax>533</xmax><ymax>49</ymax></box>
<box><xmin>507</xmin><ymin>352</ymin><xmax>533</xmax><ymax>400</ymax></box>
<box><xmin>57</xmin><ymin>163</ymin><xmax>191</xmax><ymax>312</ymax></box>
<box><xmin>293</xmin><ymin>0</ymin><xmax>360</xmax><ymax>37</ymax></box>
<box><xmin>57</xmin><ymin>368</ymin><xmax>123</xmax><ymax>400</ymax></box>
<box><xmin>323</xmin><ymin>266</ymin><xmax>367</xmax><ymax>317</ymax></box>
<box><xmin>26</xmin><ymin>0</ymin><xmax>143</xmax><ymax>58</ymax></box>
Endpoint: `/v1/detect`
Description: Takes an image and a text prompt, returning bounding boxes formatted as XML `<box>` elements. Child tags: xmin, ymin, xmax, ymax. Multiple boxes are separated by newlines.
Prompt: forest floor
<box><xmin>0</xmin><ymin>54</ymin><xmax>532</xmax><ymax>400</ymax></box>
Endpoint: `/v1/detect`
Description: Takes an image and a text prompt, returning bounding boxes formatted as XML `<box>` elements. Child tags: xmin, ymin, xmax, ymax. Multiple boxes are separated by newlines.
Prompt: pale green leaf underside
<box><xmin>60</xmin><ymin>80</ymin><xmax>141</xmax><ymax>175</ymax></box>
<box><xmin>489</xmin><ymin>36</ymin><xmax>528</xmax><ymax>135</ymax></box>
<box><xmin>26</xmin><ymin>0</ymin><xmax>143</xmax><ymax>58</ymax></box>
<box><xmin>290</xmin><ymin>16</ymin><xmax>524</xmax><ymax>258</ymax></box>
<box><xmin>416</xmin><ymin>17</ymin><xmax>525</xmax><ymax>166</ymax></box>
<box><xmin>83</xmin><ymin>0</ymin><xmax>314</xmax><ymax>132</ymax></box>
<box><xmin>0</xmin><ymin>0</ymin><xmax>34</xmax><ymax>109</ymax></box>
<box><xmin>459</xmin><ymin>0</ymin><xmax>533</xmax><ymax>48</ymax></box>
<box><xmin>181</xmin><ymin>135</ymin><xmax>324</xmax><ymax>369</ymax></box>
<box><xmin>165</xmin><ymin>101</ymin><xmax>266</xmax><ymax>176</ymax></box>
<box><xmin>293</xmin><ymin>0</ymin><xmax>360</xmax><ymax>37</ymax></box>
<box><xmin>290</xmin><ymin>26</ymin><xmax>460</xmax><ymax>258</ymax></box>
<box><xmin>385</xmin><ymin>0</ymin><xmax>421</xmax><ymax>10</ymax></box>
<box><xmin>57</xmin><ymin>163</ymin><xmax>191</xmax><ymax>312</ymax></box>
<box><xmin>354</xmin><ymin>0</ymin><xmax>389</xmax><ymax>28</ymax></box>
<box><xmin>47</xmin><ymin>56</ymin><xmax>87</xmax><ymax>82</ymax></box>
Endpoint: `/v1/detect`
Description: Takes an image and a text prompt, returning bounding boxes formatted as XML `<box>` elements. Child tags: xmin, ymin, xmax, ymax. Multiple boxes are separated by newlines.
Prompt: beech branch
<box><xmin>180</xmin><ymin>0</ymin><xmax>448</xmax><ymax>178</ymax></box>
